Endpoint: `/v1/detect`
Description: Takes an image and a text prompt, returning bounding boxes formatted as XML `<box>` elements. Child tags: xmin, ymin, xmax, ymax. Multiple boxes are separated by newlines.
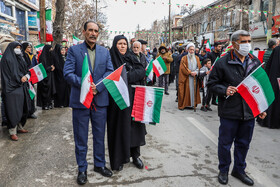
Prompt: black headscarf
<box><xmin>1</xmin><ymin>41</ymin><xmax>28</xmax><ymax>92</ymax></box>
<box><xmin>52</xmin><ymin>44</ymin><xmax>65</xmax><ymax>71</ymax></box>
<box><xmin>22</xmin><ymin>42</ymin><xmax>32</xmax><ymax>67</ymax></box>
<box><xmin>39</xmin><ymin>44</ymin><xmax>53</xmax><ymax>71</ymax></box>
<box><xmin>110</xmin><ymin>35</ymin><xmax>138</xmax><ymax>70</ymax></box>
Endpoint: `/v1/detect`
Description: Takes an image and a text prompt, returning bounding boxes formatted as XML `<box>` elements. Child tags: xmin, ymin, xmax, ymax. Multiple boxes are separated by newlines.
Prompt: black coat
<box><xmin>207</xmin><ymin>50</ymin><xmax>261</xmax><ymax>120</ymax></box>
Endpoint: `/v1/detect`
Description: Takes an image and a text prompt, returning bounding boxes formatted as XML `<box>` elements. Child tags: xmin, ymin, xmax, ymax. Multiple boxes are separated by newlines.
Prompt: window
<box><xmin>0</xmin><ymin>0</ymin><xmax>12</xmax><ymax>16</ymax></box>
<box><xmin>28</xmin><ymin>0</ymin><xmax>36</xmax><ymax>4</ymax></box>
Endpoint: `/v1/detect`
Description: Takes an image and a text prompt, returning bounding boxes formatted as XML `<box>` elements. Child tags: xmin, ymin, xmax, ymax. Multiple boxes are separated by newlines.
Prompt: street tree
<box><xmin>53</xmin><ymin>0</ymin><xmax>66</xmax><ymax>46</ymax></box>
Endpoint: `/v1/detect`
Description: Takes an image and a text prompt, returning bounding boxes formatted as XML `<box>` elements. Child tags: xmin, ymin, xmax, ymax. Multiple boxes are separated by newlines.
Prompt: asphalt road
<box><xmin>0</xmin><ymin>83</ymin><xmax>279</xmax><ymax>187</ymax></box>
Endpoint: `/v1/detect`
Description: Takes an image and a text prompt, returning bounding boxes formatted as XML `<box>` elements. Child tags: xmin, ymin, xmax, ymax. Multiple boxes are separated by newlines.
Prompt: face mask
<box><xmin>236</xmin><ymin>43</ymin><xmax>251</xmax><ymax>56</ymax></box>
<box><xmin>14</xmin><ymin>48</ymin><xmax>22</xmax><ymax>55</ymax></box>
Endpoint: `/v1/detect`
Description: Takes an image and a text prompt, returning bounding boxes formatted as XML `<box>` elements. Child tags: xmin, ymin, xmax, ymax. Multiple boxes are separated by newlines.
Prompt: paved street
<box><xmin>0</xmin><ymin>83</ymin><xmax>279</xmax><ymax>187</ymax></box>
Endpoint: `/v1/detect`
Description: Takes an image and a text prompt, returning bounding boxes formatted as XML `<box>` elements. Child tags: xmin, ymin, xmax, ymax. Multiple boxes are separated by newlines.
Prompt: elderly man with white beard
<box><xmin>178</xmin><ymin>43</ymin><xmax>202</xmax><ymax>110</ymax></box>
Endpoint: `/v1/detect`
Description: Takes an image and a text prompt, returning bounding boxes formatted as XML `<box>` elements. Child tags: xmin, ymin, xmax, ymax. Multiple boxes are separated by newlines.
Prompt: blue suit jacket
<box><xmin>63</xmin><ymin>42</ymin><xmax>114</xmax><ymax>109</ymax></box>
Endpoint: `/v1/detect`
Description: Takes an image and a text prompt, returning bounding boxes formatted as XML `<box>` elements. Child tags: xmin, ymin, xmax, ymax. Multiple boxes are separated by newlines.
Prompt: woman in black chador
<box><xmin>37</xmin><ymin>45</ymin><xmax>56</xmax><ymax>110</ymax></box>
<box><xmin>53</xmin><ymin>44</ymin><xmax>70</xmax><ymax>107</ymax></box>
<box><xmin>22</xmin><ymin>42</ymin><xmax>37</xmax><ymax>118</ymax></box>
<box><xmin>1</xmin><ymin>42</ymin><xmax>30</xmax><ymax>141</ymax></box>
<box><xmin>262</xmin><ymin>46</ymin><xmax>280</xmax><ymax>129</ymax></box>
<box><xmin>107</xmin><ymin>35</ymin><xmax>146</xmax><ymax>171</ymax></box>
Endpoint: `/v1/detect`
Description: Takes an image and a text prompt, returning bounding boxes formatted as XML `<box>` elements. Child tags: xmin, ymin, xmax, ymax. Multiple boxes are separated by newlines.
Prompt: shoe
<box><xmin>77</xmin><ymin>171</ymin><xmax>87</xmax><ymax>185</ymax></box>
<box><xmin>165</xmin><ymin>92</ymin><xmax>169</xmax><ymax>95</ymax></box>
<box><xmin>49</xmin><ymin>105</ymin><xmax>53</xmax><ymax>109</ymax></box>
<box><xmin>29</xmin><ymin>114</ymin><xmax>37</xmax><ymax>119</ymax></box>
<box><xmin>218</xmin><ymin>172</ymin><xmax>228</xmax><ymax>185</ymax></box>
<box><xmin>133</xmin><ymin>157</ymin><xmax>144</xmax><ymax>169</ymax></box>
<box><xmin>212</xmin><ymin>102</ymin><xmax>218</xmax><ymax>106</ymax></box>
<box><xmin>205</xmin><ymin>106</ymin><xmax>212</xmax><ymax>111</ymax></box>
<box><xmin>42</xmin><ymin>106</ymin><xmax>49</xmax><ymax>110</ymax></box>
<box><xmin>17</xmin><ymin>129</ymin><xmax>28</xmax><ymax>133</ymax></box>
<box><xmin>231</xmin><ymin>171</ymin><xmax>254</xmax><ymax>186</ymax></box>
<box><xmin>200</xmin><ymin>106</ymin><xmax>207</xmax><ymax>112</ymax></box>
<box><xmin>10</xmin><ymin>134</ymin><xmax>19</xmax><ymax>141</ymax></box>
<box><xmin>94</xmin><ymin>166</ymin><xmax>113</xmax><ymax>177</ymax></box>
<box><xmin>116</xmin><ymin>164</ymin><xmax>123</xmax><ymax>171</ymax></box>
<box><xmin>175</xmin><ymin>97</ymin><xmax>178</xmax><ymax>102</ymax></box>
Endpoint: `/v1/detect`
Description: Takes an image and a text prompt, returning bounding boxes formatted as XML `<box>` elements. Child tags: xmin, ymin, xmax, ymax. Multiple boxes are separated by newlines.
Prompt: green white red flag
<box><xmin>29</xmin><ymin>63</ymin><xmax>47</xmax><ymax>84</ymax></box>
<box><xmin>37</xmin><ymin>9</ymin><xmax>53</xmax><ymax>42</ymax></box>
<box><xmin>205</xmin><ymin>40</ymin><xmax>211</xmax><ymax>52</ymax></box>
<box><xmin>221</xmin><ymin>42</ymin><xmax>233</xmax><ymax>57</ymax></box>
<box><xmin>103</xmin><ymin>65</ymin><xmax>130</xmax><ymax>110</ymax></box>
<box><xmin>131</xmin><ymin>86</ymin><xmax>164</xmax><ymax>124</ymax></box>
<box><xmin>80</xmin><ymin>54</ymin><xmax>94</xmax><ymax>108</ymax></box>
<box><xmin>28</xmin><ymin>82</ymin><xmax>36</xmax><ymax>100</ymax></box>
<box><xmin>250</xmin><ymin>50</ymin><xmax>265</xmax><ymax>63</ymax></box>
<box><xmin>237</xmin><ymin>65</ymin><xmax>275</xmax><ymax>117</ymax></box>
<box><xmin>145</xmin><ymin>60</ymin><xmax>153</xmax><ymax>81</ymax></box>
<box><xmin>73</xmin><ymin>35</ymin><xmax>81</xmax><ymax>45</ymax></box>
<box><xmin>152</xmin><ymin>56</ymin><xmax>167</xmax><ymax>77</ymax></box>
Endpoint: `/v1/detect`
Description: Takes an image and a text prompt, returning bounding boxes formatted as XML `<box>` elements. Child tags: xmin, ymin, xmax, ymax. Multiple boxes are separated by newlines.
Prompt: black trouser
<box><xmin>206</xmin><ymin>89</ymin><xmax>213</xmax><ymax>106</ymax></box>
<box><xmin>130</xmin><ymin>146</ymin><xmax>140</xmax><ymax>159</ymax></box>
<box><xmin>1</xmin><ymin>94</ymin><xmax>7</xmax><ymax>125</ymax></box>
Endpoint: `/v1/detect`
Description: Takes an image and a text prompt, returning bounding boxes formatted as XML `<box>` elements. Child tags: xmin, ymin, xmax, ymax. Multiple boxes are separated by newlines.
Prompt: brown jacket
<box><xmin>178</xmin><ymin>55</ymin><xmax>202</xmax><ymax>109</ymax></box>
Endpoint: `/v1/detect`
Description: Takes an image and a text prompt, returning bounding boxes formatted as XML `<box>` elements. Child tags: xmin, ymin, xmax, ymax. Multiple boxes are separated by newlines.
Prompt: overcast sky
<box><xmin>102</xmin><ymin>0</ymin><xmax>215</xmax><ymax>41</ymax></box>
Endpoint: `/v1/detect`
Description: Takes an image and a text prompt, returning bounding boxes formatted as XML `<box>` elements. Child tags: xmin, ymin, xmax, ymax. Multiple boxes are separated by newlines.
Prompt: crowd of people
<box><xmin>0</xmin><ymin>41</ymin><xmax>71</xmax><ymax>141</ymax></box>
<box><xmin>0</xmin><ymin>19</ymin><xmax>279</xmax><ymax>186</ymax></box>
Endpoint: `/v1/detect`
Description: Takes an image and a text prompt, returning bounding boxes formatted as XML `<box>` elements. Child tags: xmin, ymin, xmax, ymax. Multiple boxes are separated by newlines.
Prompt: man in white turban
<box><xmin>178</xmin><ymin>43</ymin><xmax>201</xmax><ymax>110</ymax></box>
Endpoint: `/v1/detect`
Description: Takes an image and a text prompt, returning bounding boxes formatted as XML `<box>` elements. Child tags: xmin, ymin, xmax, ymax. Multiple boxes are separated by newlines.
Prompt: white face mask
<box><xmin>14</xmin><ymin>48</ymin><xmax>22</xmax><ymax>55</ymax></box>
<box><xmin>236</xmin><ymin>43</ymin><xmax>251</xmax><ymax>56</ymax></box>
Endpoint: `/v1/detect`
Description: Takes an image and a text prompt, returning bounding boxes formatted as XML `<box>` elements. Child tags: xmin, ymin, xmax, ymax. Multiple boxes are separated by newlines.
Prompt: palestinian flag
<box><xmin>145</xmin><ymin>60</ymin><xmax>153</xmax><ymax>81</ymax></box>
<box><xmin>29</xmin><ymin>63</ymin><xmax>47</xmax><ymax>84</ymax></box>
<box><xmin>28</xmin><ymin>82</ymin><xmax>36</xmax><ymax>100</ymax></box>
<box><xmin>221</xmin><ymin>42</ymin><xmax>233</xmax><ymax>57</ymax></box>
<box><xmin>250</xmin><ymin>50</ymin><xmax>265</xmax><ymax>63</ymax></box>
<box><xmin>205</xmin><ymin>40</ymin><xmax>211</xmax><ymax>52</ymax></box>
<box><xmin>237</xmin><ymin>66</ymin><xmax>275</xmax><ymax>117</ymax></box>
<box><xmin>131</xmin><ymin>86</ymin><xmax>164</xmax><ymax>124</ymax></box>
<box><xmin>80</xmin><ymin>54</ymin><xmax>94</xmax><ymax>108</ymax></box>
<box><xmin>73</xmin><ymin>35</ymin><xmax>81</xmax><ymax>45</ymax></box>
<box><xmin>153</xmin><ymin>56</ymin><xmax>167</xmax><ymax>77</ymax></box>
<box><xmin>37</xmin><ymin>9</ymin><xmax>53</xmax><ymax>42</ymax></box>
<box><xmin>103</xmin><ymin>65</ymin><xmax>130</xmax><ymax>110</ymax></box>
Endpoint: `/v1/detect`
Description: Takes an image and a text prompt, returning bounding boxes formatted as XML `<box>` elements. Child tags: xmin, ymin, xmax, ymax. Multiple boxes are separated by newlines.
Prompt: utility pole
<box><xmin>96</xmin><ymin>0</ymin><xmax>98</xmax><ymax>22</ymax></box>
<box><xmin>168</xmin><ymin>0</ymin><xmax>171</xmax><ymax>47</ymax></box>
<box><xmin>267</xmin><ymin>0</ymin><xmax>273</xmax><ymax>43</ymax></box>
<box><xmin>40</xmin><ymin>0</ymin><xmax>46</xmax><ymax>43</ymax></box>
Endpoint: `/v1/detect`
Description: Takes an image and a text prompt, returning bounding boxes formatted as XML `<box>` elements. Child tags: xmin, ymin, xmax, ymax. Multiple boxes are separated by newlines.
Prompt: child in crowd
<box><xmin>199</xmin><ymin>58</ymin><xmax>212</xmax><ymax>112</ymax></box>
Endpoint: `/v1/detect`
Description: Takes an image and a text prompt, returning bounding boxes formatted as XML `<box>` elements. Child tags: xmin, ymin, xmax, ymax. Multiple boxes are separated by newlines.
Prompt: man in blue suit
<box><xmin>64</xmin><ymin>20</ymin><xmax>114</xmax><ymax>185</ymax></box>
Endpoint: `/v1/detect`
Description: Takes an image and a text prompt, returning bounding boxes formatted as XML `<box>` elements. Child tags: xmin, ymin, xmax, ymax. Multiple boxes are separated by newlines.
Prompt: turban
<box><xmin>186</xmin><ymin>42</ymin><xmax>195</xmax><ymax>50</ymax></box>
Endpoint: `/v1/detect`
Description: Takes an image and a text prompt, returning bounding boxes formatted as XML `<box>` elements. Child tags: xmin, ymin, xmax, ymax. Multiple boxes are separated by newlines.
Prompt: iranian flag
<box><xmin>80</xmin><ymin>54</ymin><xmax>94</xmax><ymax>109</ymax></box>
<box><xmin>37</xmin><ymin>11</ymin><xmax>40</xmax><ymax>40</ymax></box>
<box><xmin>37</xmin><ymin>9</ymin><xmax>53</xmax><ymax>42</ymax></box>
<box><xmin>205</xmin><ymin>40</ymin><xmax>211</xmax><ymax>52</ymax></box>
<box><xmin>73</xmin><ymin>35</ymin><xmax>81</xmax><ymax>45</ymax></box>
<box><xmin>221</xmin><ymin>42</ymin><xmax>233</xmax><ymax>57</ymax></box>
<box><xmin>250</xmin><ymin>50</ymin><xmax>265</xmax><ymax>63</ymax></box>
<box><xmin>131</xmin><ymin>86</ymin><xmax>164</xmax><ymax>124</ymax></box>
<box><xmin>103</xmin><ymin>65</ymin><xmax>130</xmax><ymax>110</ymax></box>
<box><xmin>29</xmin><ymin>63</ymin><xmax>47</xmax><ymax>84</ymax></box>
<box><xmin>145</xmin><ymin>60</ymin><xmax>153</xmax><ymax>81</ymax></box>
<box><xmin>28</xmin><ymin>82</ymin><xmax>36</xmax><ymax>100</ymax></box>
<box><xmin>153</xmin><ymin>56</ymin><xmax>167</xmax><ymax>77</ymax></box>
<box><xmin>237</xmin><ymin>66</ymin><xmax>275</xmax><ymax>117</ymax></box>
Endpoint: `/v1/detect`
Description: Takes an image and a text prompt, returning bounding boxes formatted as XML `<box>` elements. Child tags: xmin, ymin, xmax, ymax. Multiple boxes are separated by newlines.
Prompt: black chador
<box><xmin>1</xmin><ymin>42</ymin><xmax>30</xmax><ymax>129</ymax></box>
<box><xmin>37</xmin><ymin>45</ymin><xmax>56</xmax><ymax>109</ymax></box>
<box><xmin>107</xmin><ymin>35</ymin><xmax>146</xmax><ymax>170</ymax></box>
<box><xmin>52</xmin><ymin>44</ymin><xmax>70</xmax><ymax>107</ymax></box>
<box><xmin>263</xmin><ymin>46</ymin><xmax>280</xmax><ymax>129</ymax></box>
